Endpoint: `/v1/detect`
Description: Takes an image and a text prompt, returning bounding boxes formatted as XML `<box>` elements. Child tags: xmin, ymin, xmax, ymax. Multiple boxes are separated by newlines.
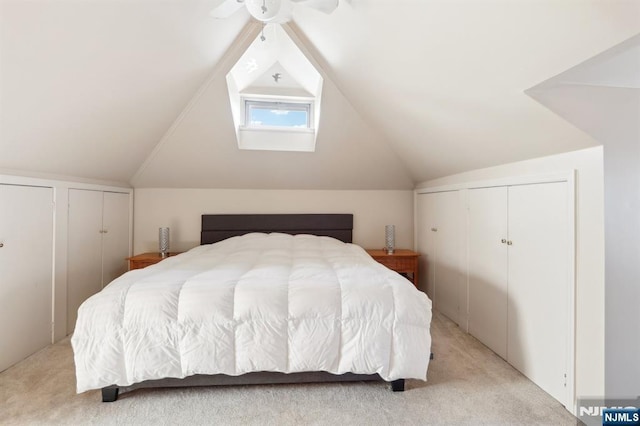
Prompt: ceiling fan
<box><xmin>210</xmin><ymin>0</ymin><xmax>339</xmax><ymax>23</ymax></box>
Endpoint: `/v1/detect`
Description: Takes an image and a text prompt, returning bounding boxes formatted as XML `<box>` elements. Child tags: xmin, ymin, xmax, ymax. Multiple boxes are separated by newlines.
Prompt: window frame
<box><xmin>241</xmin><ymin>97</ymin><xmax>314</xmax><ymax>132</ymax></box>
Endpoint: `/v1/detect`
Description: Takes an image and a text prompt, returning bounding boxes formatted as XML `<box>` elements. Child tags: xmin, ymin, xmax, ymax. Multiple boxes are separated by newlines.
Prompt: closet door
<box><xmin>416</xmin><ymin>191</ymin><xmax>462</xmax><ymax>324</ymax></box>
<box><xmin>507</xmin><ymin>182</ymin><xmax>569</xmax><ymax>406</ymax></box>
<box><xmin>67</xmin><ymin>189</ymin><xmax>103</xmax><ymax>332</ymax></box>
<box><xmin>101</xmin><ymin>192</ymin><xmax>129</xmax><ymax>286</ymax></box>
<box><xmin>0</xmin><ymin>184</ymin><xmax>53</xmax><ymax>371</ymax></box>
<box><xmin>416</xmin><ymin>193</ymin><xmax>438</xmax><ymax>298</ymax></box>
<box><xmin>467</xmin><ymin>187</ymin><xmax>509</xmax><ymax>358</ymax></box>
<box><xmin>434</xmin><ymin>191</ymin><xmax>463</xmax><ymax>324</ymax></box>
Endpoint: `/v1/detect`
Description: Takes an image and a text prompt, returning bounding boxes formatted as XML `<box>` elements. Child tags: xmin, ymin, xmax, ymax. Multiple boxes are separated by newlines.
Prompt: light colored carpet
<box><xmin>0</xmin><ymin>312</ymin><xmax>577</xmax><ymax>425</ymax></box>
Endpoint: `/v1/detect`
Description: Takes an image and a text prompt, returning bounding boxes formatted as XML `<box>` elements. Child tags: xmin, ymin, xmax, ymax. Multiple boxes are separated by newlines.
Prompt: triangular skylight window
<box><xmin>226</xmin><ymin>24</ymin><xmax>323</xmax><ymax>152</ymax></box>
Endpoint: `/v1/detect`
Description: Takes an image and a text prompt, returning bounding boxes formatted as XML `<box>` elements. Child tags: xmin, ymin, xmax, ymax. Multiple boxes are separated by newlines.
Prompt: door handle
<box><xmin>507</xmin><ymin>241</ymin><xmax>513</xmax><ymax>246</ymax></box>
<box><xmin>0</xmin><ymin>242</ymin><xmax>4</xmax><ymax>248</ymax></box>
<box><xmin>501</xmin><ymin>239</ymin><xmax>506</xmax><ymax>244</ymax></box>
<box><xmin>431</xmin><ymin>228</ymin><xmax>438</xmax><ymax>232</ymax></box>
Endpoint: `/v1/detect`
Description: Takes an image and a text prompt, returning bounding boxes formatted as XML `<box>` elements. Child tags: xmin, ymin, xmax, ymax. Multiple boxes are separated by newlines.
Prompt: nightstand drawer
<box><xmin>374</xmin><ymin>256</ymin><xmax>416</xmax><ymax>272</ymax></box>
<box><xmin>365</xmin><ymin>249</ymin><xmax>420</xmax><ymax>287</ymax></box>
<box><xmin>130</xmin><ymin>260</ymin><xmax>157</xmax><ymax>270</ymax></box>
<box><xmin>127</xmin><ymin>252</ymin><xmax>181</xmax><ymax>270</ymax></box>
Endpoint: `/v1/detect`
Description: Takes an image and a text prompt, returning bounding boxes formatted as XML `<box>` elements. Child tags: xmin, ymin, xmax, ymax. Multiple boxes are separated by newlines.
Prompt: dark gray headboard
<box><xmin>200</xmin><ymin>214</ymin><xmax>353</xmax><ymax>245</ymax></box>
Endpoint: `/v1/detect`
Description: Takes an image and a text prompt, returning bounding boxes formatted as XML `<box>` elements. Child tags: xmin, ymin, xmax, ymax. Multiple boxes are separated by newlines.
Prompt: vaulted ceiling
<box><xmin>527</xmin><ymin>34</ymin><xmax>640</xmax><ymax>150</ymax></box>
<box><xmin>1</xmin><ymin>0</ymin><xmax>639</xmax><ymax>189</ymax></box>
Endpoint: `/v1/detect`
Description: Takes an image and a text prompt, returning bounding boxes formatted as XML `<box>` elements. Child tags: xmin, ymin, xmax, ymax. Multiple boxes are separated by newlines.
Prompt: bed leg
<box><xmin>102</xmin><ymin>387</ymin><xmax>119</xmax><ymax>402</ymax></box>
<box><xmin>391</xmin><ymin>379</ymin><xmax>405</xmax><ymax>392</ymax></box>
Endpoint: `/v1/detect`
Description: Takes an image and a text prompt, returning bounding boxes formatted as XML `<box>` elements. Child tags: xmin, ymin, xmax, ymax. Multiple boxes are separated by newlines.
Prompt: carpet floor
<box><xmin>0</xmin><ymin>312</ymin><xmax>577</xmax><ymax>425</ymax></box>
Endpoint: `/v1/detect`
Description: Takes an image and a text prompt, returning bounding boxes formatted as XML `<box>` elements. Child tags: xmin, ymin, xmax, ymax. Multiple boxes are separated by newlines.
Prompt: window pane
<box><xmin>246</xmin><ymin>101</ymin><xmax>310</xmax><ymax>128</ymax></box>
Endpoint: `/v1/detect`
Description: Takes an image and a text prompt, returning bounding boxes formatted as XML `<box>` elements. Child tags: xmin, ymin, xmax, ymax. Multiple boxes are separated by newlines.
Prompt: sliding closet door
<box><xmin>467</xmin><ymin>187</ymin><xmax>509</xmax><ymax>358</ymax></box>
<box><xmin>0</xmin><ymin>184</ymin><xmax>53</xmax><ymax>371</ymax></box>
<box><xmin>507</xmin><ymin>182</ymin><xmax>569</xmax><ymax>406</ymax></box>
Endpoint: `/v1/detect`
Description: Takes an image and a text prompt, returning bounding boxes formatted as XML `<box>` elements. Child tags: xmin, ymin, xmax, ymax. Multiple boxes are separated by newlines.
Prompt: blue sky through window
<box><xmin>247</xmin><ymin>101</ymin><xmax>310</xmax><ymax>128</ymax></box>
<box><xmin>250</xmin><ymin>109</ymin><xmax>307</xmax><ymax>127</ymax></box>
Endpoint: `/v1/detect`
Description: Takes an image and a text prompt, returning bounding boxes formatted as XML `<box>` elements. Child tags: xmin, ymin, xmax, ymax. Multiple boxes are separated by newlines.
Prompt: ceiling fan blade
<box><xmin>291</xmin><ymin>0</ymin><xmax>339</xmax><ymax>14</ymax></box>
<box><xmin>210</xmin><ymin>0</ymin><xmax>245</xmax><ymax>19</ymax></box>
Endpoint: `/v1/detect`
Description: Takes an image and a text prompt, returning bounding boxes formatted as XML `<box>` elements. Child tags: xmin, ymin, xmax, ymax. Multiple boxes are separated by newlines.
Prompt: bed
<box><xmin>71</xmin><ymin>214</ymin><xmax>432</xmax><ymax>402</ymax></box>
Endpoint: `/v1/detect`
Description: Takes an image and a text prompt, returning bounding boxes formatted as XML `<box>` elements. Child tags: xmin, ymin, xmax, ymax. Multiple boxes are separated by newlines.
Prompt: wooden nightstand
<box><xmin>366</xmin><ymin>249</ymin><xmax>420</xmax><ymax>287</ymax></box>
<box><xmin>127</xmin><ymin>252</ymin><xmax>181</xmax><ymax>270</ymax></box>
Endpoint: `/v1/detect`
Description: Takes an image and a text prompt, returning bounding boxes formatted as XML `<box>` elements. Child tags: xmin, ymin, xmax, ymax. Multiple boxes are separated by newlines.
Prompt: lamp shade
<box><xmin>385</xmin><ymin>225</ymin><xmax>395</xmax><ymax>254</ymax></box>
<box><xmin>159</xmin><ymin>227</ymin><xmax>170</xmax><ymax>257</ymax></box>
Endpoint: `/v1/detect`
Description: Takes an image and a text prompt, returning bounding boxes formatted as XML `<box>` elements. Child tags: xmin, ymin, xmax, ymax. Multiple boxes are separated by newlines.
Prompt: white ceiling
<box><xmin>0</xmin><ymin>0</ymin><xmax>248</xmax><ymax>183</ymax></box>
<box><xmin>231</xmin><ymin>24</ymin><xmax>320</xmax><ymax>96</ymax></box>
<box><xmin>1</xmin><ymin>0</ymin><xmax>639</xmax><ymax>188</ymax></box>
<box><xmin>526</xmin><ymin>34</ymin><xmax>640</xmax><ymax>149</ymax></box>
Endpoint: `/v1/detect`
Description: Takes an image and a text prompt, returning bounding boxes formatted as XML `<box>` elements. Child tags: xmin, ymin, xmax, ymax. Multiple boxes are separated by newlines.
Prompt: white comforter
<box><xmin>72</xmin><ymin>233</ymin><xmax>432</xmax><ymax>393</ymax></box>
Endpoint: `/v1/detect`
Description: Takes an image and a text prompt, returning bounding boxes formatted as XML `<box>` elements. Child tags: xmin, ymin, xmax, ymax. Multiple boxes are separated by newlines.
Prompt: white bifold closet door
<box><xmin>101</xmin><ymin>192</ymin><xmax>130</xmax><ymax>286</ymax></box>
<box><xmin>416</xmin><ymin>193</ymin><xmax>438</xmax><ymax>298</ymax></box>
<box><xmin>67</xmin><ymin>189</ymin><xmax>103</xmax><ymax>333</ymax></box>
<box><xmin>0</xmin><ymin>184</ymin><xmax>54</xmax><ymax>372</ymax></box>
<box><xmin>468</xmin><ymin>181</ymin><xmax>569</xmax><ymax>407</ymax></box>
<box><xmin>507</xmin><ymin>182</ymin><xmax>569</xmax><ymax>406</ymax></box>
<box><xmin>468</xmin><ymin>187</ymin><xmax>509</xmax><ymax>359</ymax></box>
<box><xmin>67</xmin><ymin>189</ymin><xmax>129</xmax><ymax>332</ymax></box>
<box><xmin>416</xmin><ymin>191</ymin><xmax>463</xmax><ymax>325</ymax></box>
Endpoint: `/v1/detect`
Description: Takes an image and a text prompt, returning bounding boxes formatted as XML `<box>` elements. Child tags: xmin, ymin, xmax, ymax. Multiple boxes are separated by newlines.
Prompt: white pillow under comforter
<box><xmin>71</xmin><ymin>233</ymin><xmax>432</xmax><ymax>393</ymax></box>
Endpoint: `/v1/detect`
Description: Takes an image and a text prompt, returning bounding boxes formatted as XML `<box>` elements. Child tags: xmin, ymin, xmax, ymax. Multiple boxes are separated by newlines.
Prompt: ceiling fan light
<box><xmin>246</xmin><ymin>0</ymin><xmax>282</xmax><ymax>22</ymax></box>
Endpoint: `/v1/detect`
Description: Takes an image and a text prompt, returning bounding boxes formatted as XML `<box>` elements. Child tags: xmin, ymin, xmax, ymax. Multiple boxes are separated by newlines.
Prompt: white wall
<box><xmin>416</xmin><ymin>146</ymin><xmax>605</xmax><ymax>404</ymax></box>
<box><xmin>133</xmin><ymin>189</ymin><xmax>414</xmax><ymax>253</ymax></box>
<box><xmin>0</xmin><ymin>173</ymin><xmax>132</xmax><ymax>342</ymax></box>
<box><xmin>603</xmin><ymin>107</ymin><xmax>640</xmax><ymax>398</ymax></box>
<box><xmin>524</xmin><ymin>34</ymin><xmax>640</xmax><ymax>398</ymax></box>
